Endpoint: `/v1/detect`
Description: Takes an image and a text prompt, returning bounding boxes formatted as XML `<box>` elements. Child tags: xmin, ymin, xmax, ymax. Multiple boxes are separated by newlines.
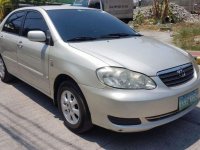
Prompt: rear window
<box><xmin>3</xmin><ymin>11</ymin><xmax>25</xmax><ymax>35</ymax></box>
<box><xmin>47</xmin><ymin>9</ymin><xmax>137</xmax><ymax>42</ymax></box>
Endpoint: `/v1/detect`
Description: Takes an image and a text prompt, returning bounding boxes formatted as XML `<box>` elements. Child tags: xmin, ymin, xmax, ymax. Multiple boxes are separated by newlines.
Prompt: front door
<box><xmin>17</xmin><ymin>10</ymin><xmax>50</xmax><ymax>93</ymax></box>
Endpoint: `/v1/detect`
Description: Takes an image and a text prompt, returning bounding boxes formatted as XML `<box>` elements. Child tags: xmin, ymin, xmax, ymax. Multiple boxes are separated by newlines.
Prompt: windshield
<box><xmin>47</xmin><ymin>9</ymin><xmax>140</xmax><ymax>42</ymax></box>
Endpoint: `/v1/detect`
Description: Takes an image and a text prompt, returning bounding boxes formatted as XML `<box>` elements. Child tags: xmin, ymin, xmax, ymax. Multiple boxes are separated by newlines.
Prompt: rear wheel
<box><xmin>0</xmin><ymin>56</ymin><xmax>14</xmax><ymax>83</ymax></box>
<box><xmin>57</xmin><ymin>81</ymin><xmax>93</xmax><ymax>133</ymax></box>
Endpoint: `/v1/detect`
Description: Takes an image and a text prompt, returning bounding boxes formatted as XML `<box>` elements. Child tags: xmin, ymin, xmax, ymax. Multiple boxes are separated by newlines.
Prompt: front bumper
<box><xmin>79</xmin><ymin>74</ymin><xmax>200</xmax><ymax>132</ymax></box>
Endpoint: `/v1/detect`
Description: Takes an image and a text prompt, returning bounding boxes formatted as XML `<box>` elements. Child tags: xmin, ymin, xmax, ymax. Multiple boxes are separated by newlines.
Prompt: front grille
<box><xmin>157</xmin><ymin>63</ymin><xmax>194</xmax><ymax>87</ymax></box>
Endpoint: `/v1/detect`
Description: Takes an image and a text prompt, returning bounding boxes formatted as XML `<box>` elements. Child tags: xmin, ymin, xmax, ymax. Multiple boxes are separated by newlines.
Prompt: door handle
<box><xmin>17</xmin><ymin>41</ymin><xmax>23</xmax><ymax>48</ymax></box>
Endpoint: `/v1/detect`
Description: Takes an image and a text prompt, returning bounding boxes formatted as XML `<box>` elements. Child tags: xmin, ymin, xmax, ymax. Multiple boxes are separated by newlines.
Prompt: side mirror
<box><xmin>28</xmin><ymin>31</ymin><xmax>46</xmax><ymax>42</ymax></box>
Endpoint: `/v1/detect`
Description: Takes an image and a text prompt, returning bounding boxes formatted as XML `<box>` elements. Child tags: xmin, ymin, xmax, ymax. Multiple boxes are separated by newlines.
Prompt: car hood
<box><xmin>69</xmin><ymin>36</ymin><xmax>191</xmax><ymax>76</ymax></box>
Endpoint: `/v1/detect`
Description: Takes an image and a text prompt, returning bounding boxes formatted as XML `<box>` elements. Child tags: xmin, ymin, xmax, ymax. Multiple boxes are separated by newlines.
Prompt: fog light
<box><xmin>108</xmin><ymin>116</ymin><xmax>141</xmax><ymax>125</ymax></box>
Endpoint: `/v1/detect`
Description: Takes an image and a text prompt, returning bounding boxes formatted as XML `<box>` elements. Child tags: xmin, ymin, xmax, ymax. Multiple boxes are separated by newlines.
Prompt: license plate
<box><xmin>179</xmin><ymin>89</ymin><xmax>199</xmax><ymax>111</ymax></box>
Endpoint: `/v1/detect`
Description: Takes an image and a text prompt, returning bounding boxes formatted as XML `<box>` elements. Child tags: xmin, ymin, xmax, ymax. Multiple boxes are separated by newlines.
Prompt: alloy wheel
<box><xmin>61</xmin><ymin>90</ymin><xmax>80</xmax><ymax>125</ymax></box>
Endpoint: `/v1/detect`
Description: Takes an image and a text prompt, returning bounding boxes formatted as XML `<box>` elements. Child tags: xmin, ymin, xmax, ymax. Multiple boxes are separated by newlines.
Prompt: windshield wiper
<box><xmin>99</xmin><ymin>33</ymin><xmax>142</xmax><ymax>39</ymax></box>
<box><xmin>67</xmin><ymin>36</ymin><xmax>97</xmax><ymax>42</ymax></box>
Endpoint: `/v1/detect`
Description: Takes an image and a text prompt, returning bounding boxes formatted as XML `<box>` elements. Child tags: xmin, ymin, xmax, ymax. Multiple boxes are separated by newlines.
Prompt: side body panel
<box><xmin>0</xmin><ymin>32</ymin><xmax>19</xmax><ymax>76</ymax></box>
<box><xmin>48</xmin><ymin>41</ymin><xmax>107</xmax><ymax>99</ymax></box>
<box><xmin>17</xmin><ymin>36</ymin><xmax>50</xmax><ymax>93</ymax></box>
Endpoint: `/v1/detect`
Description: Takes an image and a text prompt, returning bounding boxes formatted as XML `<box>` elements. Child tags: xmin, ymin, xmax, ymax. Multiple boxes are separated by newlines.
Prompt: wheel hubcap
<box><xmin>61</xmin><ymin>90</ymin><xmax>80</xmax><ymax>125</ymax></box>
<box><xmin>0</xmin><ymin>58</ymin><xmax>5</xmax><ymax>79</ymax></box>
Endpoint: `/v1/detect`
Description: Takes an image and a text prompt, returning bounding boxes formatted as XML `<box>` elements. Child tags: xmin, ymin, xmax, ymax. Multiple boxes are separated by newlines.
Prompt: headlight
<box><xmin>96</xmin><ymin>67</ymin><xmax>156</xmax><ymax>89</ymax></box>
<box><xmin>192</xmin><ymin>58</ymin><xmax>199</xmax><ymax>73</ymax></box>
<box><xmin>187</xmin><ymin>52</ymin><xmax>199</xmax><ymax>73</ymax></box>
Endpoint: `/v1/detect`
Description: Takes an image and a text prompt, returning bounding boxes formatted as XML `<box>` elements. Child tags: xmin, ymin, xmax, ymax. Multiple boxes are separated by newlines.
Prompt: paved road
<box><xmin>0</xmin><ymin>79</ymin><xmax>200</xmax><ymax>150</ymax></box>
<box><xmin>140</xmin><ymin>30</ymin><xmax>173</xmax><ymax>45</ymax></box>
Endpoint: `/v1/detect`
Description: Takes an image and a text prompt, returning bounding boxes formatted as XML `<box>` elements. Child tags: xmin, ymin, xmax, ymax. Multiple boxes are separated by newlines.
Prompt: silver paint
<box><xmin>0</xmin><ymin>6</ymin><xmax>200</xmax><ymax>132</ymax></box>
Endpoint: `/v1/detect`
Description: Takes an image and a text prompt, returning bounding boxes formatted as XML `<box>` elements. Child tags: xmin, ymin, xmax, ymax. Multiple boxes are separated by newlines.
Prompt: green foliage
<box><xmin>173</xmin><ymin>24</ymin><xmax>200</xmax><ymax>51</ymax></box>
<box><xmin>0</xmin><ymin>0</ymin><xmax>12</xmax><ymax>20</ymax></box>
<box><xmin>168</xmin><ymin>9</ymin><xmax>181</xmax><ymax>23</ymax></box>
<box><xmin>55</xmin><ymin>0</ymin><xmax>74</xmax><ymax>4</ymax></box>
<box><xmin>19</xmin><ymin>0</ymin><xmax>74</xmax><ymax>4</ymax></box>
<box><xmin>148</xmin><ymin>18</ymin><xmax>159</xmax><ymax>25</ymax></box>
<box><xmin>0</xmin><ymin>0</ymin><xmax>74</xmax><ymax>20</ymax></box>
<box><xmin>135</xmin><ymin>11</ymin><xmax>145</xmax><ymax>25</ymax></box>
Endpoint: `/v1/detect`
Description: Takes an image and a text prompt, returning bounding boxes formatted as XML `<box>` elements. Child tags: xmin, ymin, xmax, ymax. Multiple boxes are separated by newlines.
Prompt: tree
<box><xmin>10</xmin><ymin>0</ymin><xmax>19</xmax><ymax>9</ymax></box>
<box><xmin>0</xmin><ymin>0</ymin><xmax>11</xmax><ymax>20</ymax></box>
<box><xmin>19</xmin><ymin>0</ymin><xmax>73</xmax><ymax>5</ymax></box>
<box><xmin>152</xmin><ymin>0</ymin><xmax>169</xmax><ymax>23</ymax></box>
<box><xmin>161</xmin><ymin>0</ymin><xmax>169</xmax><ymax>23</ymax></box>
<box><xmin>0</xmin><ymin>0</ymin><xmax>74</xmax><ymax>20</ymax></box>
<box><xmin>153</xmin><ymin>0</ymin><xmax>161</xmax><ymax>19</ymax></box>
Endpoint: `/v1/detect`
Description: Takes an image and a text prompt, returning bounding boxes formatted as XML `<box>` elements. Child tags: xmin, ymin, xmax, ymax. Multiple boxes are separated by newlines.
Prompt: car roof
<box><xmin>17</xmin><ymin>5</ymin><xmax>93</xmax><ymax>11</ymax></box>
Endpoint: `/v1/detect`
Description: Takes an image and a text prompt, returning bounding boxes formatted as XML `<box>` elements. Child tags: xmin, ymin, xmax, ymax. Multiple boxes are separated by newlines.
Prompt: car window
<box><xmin>22</xmin><ymin>11</ymin><xmax>48</xmax><ymax>37</ymax></box>
<box><xmin>47</xmin><ymin>9</ymin><xmax>138</xmax><ymax>42</ymax></box>
<box><xmin>2</xmin><ymin>11</ymin><xmax>25</xmax><ymax>35</ymax></box>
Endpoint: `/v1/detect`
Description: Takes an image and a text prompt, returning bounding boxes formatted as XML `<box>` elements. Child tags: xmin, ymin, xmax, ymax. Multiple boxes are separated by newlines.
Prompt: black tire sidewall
<box><xmin>57</xmin><ymin>81</ymin><xmax>92</xmax><ymax>133</ymax></box>
<box><xmin>0</xmin><ymin>56</ymin><xmax>11</xmax><ymax>82</ymax></box>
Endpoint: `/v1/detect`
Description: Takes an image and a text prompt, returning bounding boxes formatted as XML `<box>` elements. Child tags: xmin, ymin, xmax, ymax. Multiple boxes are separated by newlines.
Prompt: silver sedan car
<box><xmin>0</xmin><ymin>6</ymin><xmax>199</xmax><ymax>133</ymax></box>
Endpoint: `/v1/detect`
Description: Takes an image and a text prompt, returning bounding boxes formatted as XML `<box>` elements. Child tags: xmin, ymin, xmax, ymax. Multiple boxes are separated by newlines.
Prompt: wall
<box><xmin>171</xmin><ymin>0</ymin><xmax>200</xmax><ymax>11</ymax></box>
<box><xmin>140</xmin><ymin>0</ymin><xmax>200</xmax><ymax>12</ymax></box>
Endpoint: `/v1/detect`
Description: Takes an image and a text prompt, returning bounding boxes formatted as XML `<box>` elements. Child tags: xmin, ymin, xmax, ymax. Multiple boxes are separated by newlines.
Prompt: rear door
<box><xmin>0</xmin><ymin>11</ymin><xmax>26</xmax><ymax>76</ymax></box>
<box><xmin>17</xmin><ymin>10</ymin><xmax>50</xmax><ymax>93</ymax></box>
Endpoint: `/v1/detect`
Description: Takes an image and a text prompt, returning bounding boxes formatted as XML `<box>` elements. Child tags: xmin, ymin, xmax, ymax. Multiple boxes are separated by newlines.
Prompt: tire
<box><xmin>57</xmin><ymin>81</ymin><xmax>93</xmax><ymax>133</ymax></box>
<box><xmin>0</xmin><ymin>56</ymin><xmax>14</xmax><ymax>83</ymax></box>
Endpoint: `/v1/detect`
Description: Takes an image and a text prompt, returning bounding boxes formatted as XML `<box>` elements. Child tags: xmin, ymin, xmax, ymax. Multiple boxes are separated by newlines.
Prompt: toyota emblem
<box><xmin>177</xmin><ymin>68</ymin><xmax>186</xmax><ymax>78</ymax></box>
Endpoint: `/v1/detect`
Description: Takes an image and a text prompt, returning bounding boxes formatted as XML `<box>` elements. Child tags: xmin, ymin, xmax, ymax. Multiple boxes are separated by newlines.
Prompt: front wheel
<box><xmin>0</xmin><ymin>56</ymin><xmax>14</xmax><ymax>83</ymax></box>
<box><xmin>57</xmin><ymin>81</ymin><xmax>93</xmax><ymax>133</ymax></box>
